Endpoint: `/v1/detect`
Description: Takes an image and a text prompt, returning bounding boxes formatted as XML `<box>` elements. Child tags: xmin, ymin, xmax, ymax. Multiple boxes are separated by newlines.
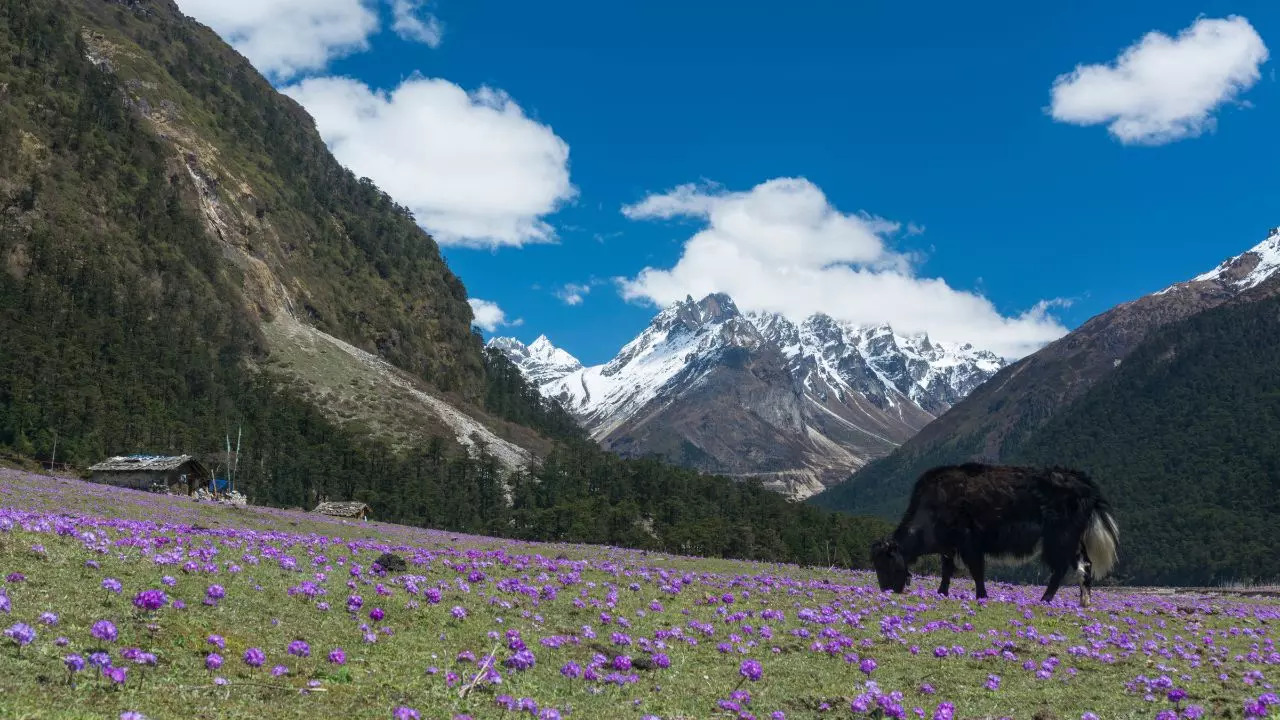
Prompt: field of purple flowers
<box><xmin>0</xmin><ymin>467</ymin><xmax>1277</xmax><ymax>720</ymax></box>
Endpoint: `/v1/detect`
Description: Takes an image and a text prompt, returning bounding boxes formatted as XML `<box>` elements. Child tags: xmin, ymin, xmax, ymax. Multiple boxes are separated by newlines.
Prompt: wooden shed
<box><xmin>87</xmin><ymin>454</ymin><xmax>212</xmax><ymax>494</ymax></box>
<box><xmin>313</xmin><ymin>501</ymin><xmax>371</xmax><ymax>521</ymax></box>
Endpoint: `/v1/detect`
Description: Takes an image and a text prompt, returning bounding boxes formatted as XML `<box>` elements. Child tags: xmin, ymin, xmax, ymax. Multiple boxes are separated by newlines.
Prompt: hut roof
<box><xmin>313</xmin><ymin>501</ymin><xmax>370</xmax><ymax>518</ymax></box>
<box><xmin>89</xmin><ymin>454</ymin><xmax>204</xmax><ymax>473</ymax></box>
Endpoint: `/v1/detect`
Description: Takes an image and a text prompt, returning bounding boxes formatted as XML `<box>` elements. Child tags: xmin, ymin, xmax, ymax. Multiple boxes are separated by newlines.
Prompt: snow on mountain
<box><xmin>487</xmin><ymin>334</ymin><xmax>583</xmax><ymax>386</ymax></box>
<box><xmin>1191</xmin><ymin>227</ymin><xmax>1280</xmax><ymax>290</ymax></box>
<box><xmin>1156</xmin><ymin>227</ymin><xmax>1280</xmax><ymax>295</ymax></box>
<box><xmin>488</xmin><ymin>293</ymin><xmax>1004</xmax><ymax>498</ymax></box>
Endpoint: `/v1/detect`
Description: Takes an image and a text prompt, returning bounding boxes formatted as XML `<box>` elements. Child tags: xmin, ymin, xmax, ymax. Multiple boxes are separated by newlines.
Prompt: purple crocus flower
<box><xmin>91</xmin><ymin>620</ymin><xmax>118</xmax><ymax>642</ymax></box>
<box><xmin>132</xmin><ymin>589</ymin><xmax>168</xmax><ymax>612</ymax></box>
<box><xmin>243</xmin><ymin>647</ymin><xmax>265</xmax><ymax>668</ymax></box>
<box><xmin>4</xmin><ymin>622</ymin><xmax>35</xmax><ymax>647</ymax></box>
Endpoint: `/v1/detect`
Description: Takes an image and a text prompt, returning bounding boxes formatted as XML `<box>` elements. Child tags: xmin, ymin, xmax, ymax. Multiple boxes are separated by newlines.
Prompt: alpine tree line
<box><xmin>0</xmin><ymin>0</ymin><xmax>891</xmax><ymax>569</ymax></box>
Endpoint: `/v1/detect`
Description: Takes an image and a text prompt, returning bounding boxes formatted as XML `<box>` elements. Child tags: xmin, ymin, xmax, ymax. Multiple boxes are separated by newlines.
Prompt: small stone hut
<box><xmin>87</xmin><ymin>454</ymin><xmax>212</xmax><ymax>494</ymax></box>
<box><xmin>312</xmin><ymin>501</ymin><xmax>371</xmax><ymax>521</ymax></box>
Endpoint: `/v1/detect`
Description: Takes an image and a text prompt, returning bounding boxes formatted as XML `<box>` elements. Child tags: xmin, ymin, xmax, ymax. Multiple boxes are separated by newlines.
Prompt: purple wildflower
<box><xmin>91</xmin><ymin>620</ymin><xmax>118</xmax><ymax>642</ymax></box>
<box><xmin>131</xmin><ymin>590</ymin><xmax>168</xmax><ymax>612</ymax></box>
<box><xmin>328</xmin><ymin>648</ymin><xmax>347</xmax><ymax>665</ymax></box>
<box><xmin>243</xmin><ymin>647</ymin><xmax>265</xmax><ymax>667</ymax></box>
<box><xmin>740</xmin><ymin>658</ymin><xmax>763</xmax><ymax>682</ymax></box>
<box><xmin>5</xmin><ymin>622</ymin><xmax>35</xmax><ymax>647</ymax></box>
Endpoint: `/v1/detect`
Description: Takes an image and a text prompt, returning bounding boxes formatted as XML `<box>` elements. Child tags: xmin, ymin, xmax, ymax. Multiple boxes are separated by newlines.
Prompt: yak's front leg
<box><xmin>938</xmin><ymin>553</ymin><xmax>956</xmax><ymax>596</ymax></box>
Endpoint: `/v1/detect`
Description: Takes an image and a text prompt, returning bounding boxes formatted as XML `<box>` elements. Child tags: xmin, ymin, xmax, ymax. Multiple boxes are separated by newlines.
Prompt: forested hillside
<box><xmin>0</xmin><ymin>0</ymin><xmax>891</xmax><ymax>569</ymax></box>
<box><xmin>1011</xmin><ymin>294</ymin><xmax>1280</xmax><ymax>585</ymax></box>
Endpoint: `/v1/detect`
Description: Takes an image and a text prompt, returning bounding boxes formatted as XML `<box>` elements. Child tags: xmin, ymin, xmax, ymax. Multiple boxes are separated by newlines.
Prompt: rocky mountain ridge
<box><xmin>492</xmin><ymin>293</ymin><xmax>1004</xmax><ymax>497</ymax></box>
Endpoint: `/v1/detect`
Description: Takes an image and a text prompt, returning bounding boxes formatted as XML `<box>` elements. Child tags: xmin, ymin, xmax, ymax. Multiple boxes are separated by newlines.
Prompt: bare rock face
<box><xmin>490</xmin><ymin>293</ymin><xmax>1004</xmax><ymax>499</ymax></box>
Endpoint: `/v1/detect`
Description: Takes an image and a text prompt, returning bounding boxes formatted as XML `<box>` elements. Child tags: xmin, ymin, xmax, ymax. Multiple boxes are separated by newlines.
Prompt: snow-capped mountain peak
<box><xmin>486</xmin><ymin>335</ymin><xmax>582</xmax><ymax>385</ymax></box>
<box><xmin>491</xmin><ymin>293</ymin><xmax>1005</xmax><ymax>498</ymax></box>
<box><xmin>1156</xmin><ymin>227</ymin><xmax>1280</xmax><ymax>296</ymax></box>
<box><xmin>1192</xmin><ymin>227</ymin><xmax>1280</xmax><ymax>290</ymax></box>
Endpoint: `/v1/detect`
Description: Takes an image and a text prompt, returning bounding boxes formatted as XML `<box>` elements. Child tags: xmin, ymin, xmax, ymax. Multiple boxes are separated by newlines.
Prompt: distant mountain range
<box><xmin>810</xmin><ymin>228</ymin><xmax>1280</xmax><ymax>584</ymax></box>
<box><xmin>490</xmin><ymin>293</ymin><xmax>1004</xmax><ymax>497</ymax></box>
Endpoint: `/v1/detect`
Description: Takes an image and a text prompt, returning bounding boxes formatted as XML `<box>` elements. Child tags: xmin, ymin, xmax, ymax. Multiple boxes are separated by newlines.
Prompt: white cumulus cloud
<box><xmin>1049</xmin><ymin>16</ymin><xmax>1268</xmax><ymax>145</ymax></box>
<box><xmin>468</xmin><ymin>299</ymin><xmax>519</xmax><ymax>332</ymax></box>
<box><xmin>284</xmin><ymin>76</ymin><xmax>575</xmax><ymax>248</ymax></box>
<box><xmin>391</xmin><ymin>0</ymin><xmax>444</xmax><ymax>47</ymax></box>
<box><xmin>175</xmin><ymin>0</ymin><xmax>380</xmax><ymax>80</ymax></box>
<box><xmin>620</xmin><ymin>178</ymin><xmax>1068</xmax><ymax>360</ymax></box>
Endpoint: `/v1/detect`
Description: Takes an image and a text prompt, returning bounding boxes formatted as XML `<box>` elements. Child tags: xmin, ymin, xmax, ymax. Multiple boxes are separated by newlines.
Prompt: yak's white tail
<box><xmin>1082</xmin><ymin>510</ymin><xmax>1119</xmax><ymax>579</ymax></box>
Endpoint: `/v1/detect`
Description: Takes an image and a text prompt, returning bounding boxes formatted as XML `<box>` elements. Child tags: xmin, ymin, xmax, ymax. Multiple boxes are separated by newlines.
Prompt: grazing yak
<box><xmin>870</xmin><ymin>463</ymin><xmax>1118</xmax><ymax>606</ymax></box>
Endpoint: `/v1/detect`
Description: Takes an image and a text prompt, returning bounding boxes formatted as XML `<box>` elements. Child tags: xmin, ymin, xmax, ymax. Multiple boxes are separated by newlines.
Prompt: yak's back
<box><xmin>907</xmin><ymin>463</ymin><xmax>1099</xmax><ymax>526</ymax></box>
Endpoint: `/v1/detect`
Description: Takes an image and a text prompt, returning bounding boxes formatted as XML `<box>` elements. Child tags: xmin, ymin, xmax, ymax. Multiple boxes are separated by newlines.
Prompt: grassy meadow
<box><xmin>0</xmin><ymin>467</ymin><xmax>1276</xmax><ymax>720</ymax></box>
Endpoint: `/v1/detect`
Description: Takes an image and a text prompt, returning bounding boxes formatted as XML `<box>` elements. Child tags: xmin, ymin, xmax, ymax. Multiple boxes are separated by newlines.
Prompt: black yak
<box><xmin>870</xmin><ymin>463</ymin><xmax>1119</xmax><ymax>606</ymax></box>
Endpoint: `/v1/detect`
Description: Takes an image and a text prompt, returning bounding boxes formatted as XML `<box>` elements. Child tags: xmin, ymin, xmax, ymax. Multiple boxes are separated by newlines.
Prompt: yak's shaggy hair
<box><xmin>870</xmin><ymin>463</ymin><xmax>1119</xmax><ymax>606</ymax></box>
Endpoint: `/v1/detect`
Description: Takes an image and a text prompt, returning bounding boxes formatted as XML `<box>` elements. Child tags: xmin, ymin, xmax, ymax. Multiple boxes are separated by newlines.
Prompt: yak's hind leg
<box><xmin>1041</xmin><ymin>524</ymin><xmax>1081</xmax><ymax>603</ymax></box>
<box><xmin>1077</xmin><ymin>545</ymin><xmax>1094</xmax><ymax>608</ymax></box>
<box><xmin>1041</xmin><ymin>564</ymin><xmax>1068</xmax><ymax>603</ymax></box>
<box><xmin>938</xmin><ymin>552</ymin><xmax>956</xmax><ymax>596</ymax></box>
<box><xmin>960</xmin><ymin>548</ymin><xmax>988</xmax><ymax>600</ymax></box>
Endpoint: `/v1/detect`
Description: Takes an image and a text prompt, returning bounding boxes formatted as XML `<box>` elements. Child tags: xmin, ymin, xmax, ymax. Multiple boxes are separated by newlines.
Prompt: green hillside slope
<box><xmin>0</xmin><ymin>0</ymin><xmax>890</xmax><ymax>569</ymax></box>
<box><xmin>1011</xmin><ymin>294</ymin><xmax>1280</xmax><ymax>585</ymax></box>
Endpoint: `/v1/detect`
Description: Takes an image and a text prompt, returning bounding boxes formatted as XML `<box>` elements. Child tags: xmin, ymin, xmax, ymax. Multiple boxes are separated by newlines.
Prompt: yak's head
<box><xmin>870</xmin><ymin>538</ymin><xmax>910</xmax><ymax>593</ymax></box>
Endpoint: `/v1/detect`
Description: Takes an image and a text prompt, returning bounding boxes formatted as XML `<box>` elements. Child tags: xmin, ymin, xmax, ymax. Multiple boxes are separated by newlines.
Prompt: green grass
<box><xmin>0</xmin><ymin>469</ymin><xmax>1276</xmax><ymax>720</ymax></box>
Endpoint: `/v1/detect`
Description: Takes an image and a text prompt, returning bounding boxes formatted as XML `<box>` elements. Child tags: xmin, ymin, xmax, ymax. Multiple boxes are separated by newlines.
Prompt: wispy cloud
<box><xmin>391</xmin><ymin>0</ymin><xmax>444</xmax><ymax>47</ymax></box>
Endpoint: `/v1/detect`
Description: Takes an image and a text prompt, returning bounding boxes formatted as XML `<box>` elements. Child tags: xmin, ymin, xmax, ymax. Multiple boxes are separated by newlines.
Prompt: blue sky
<box><xmin>180</xmin><ymin>0</ymin><xmax>1279</xmax><ymax>365</ymax></box>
